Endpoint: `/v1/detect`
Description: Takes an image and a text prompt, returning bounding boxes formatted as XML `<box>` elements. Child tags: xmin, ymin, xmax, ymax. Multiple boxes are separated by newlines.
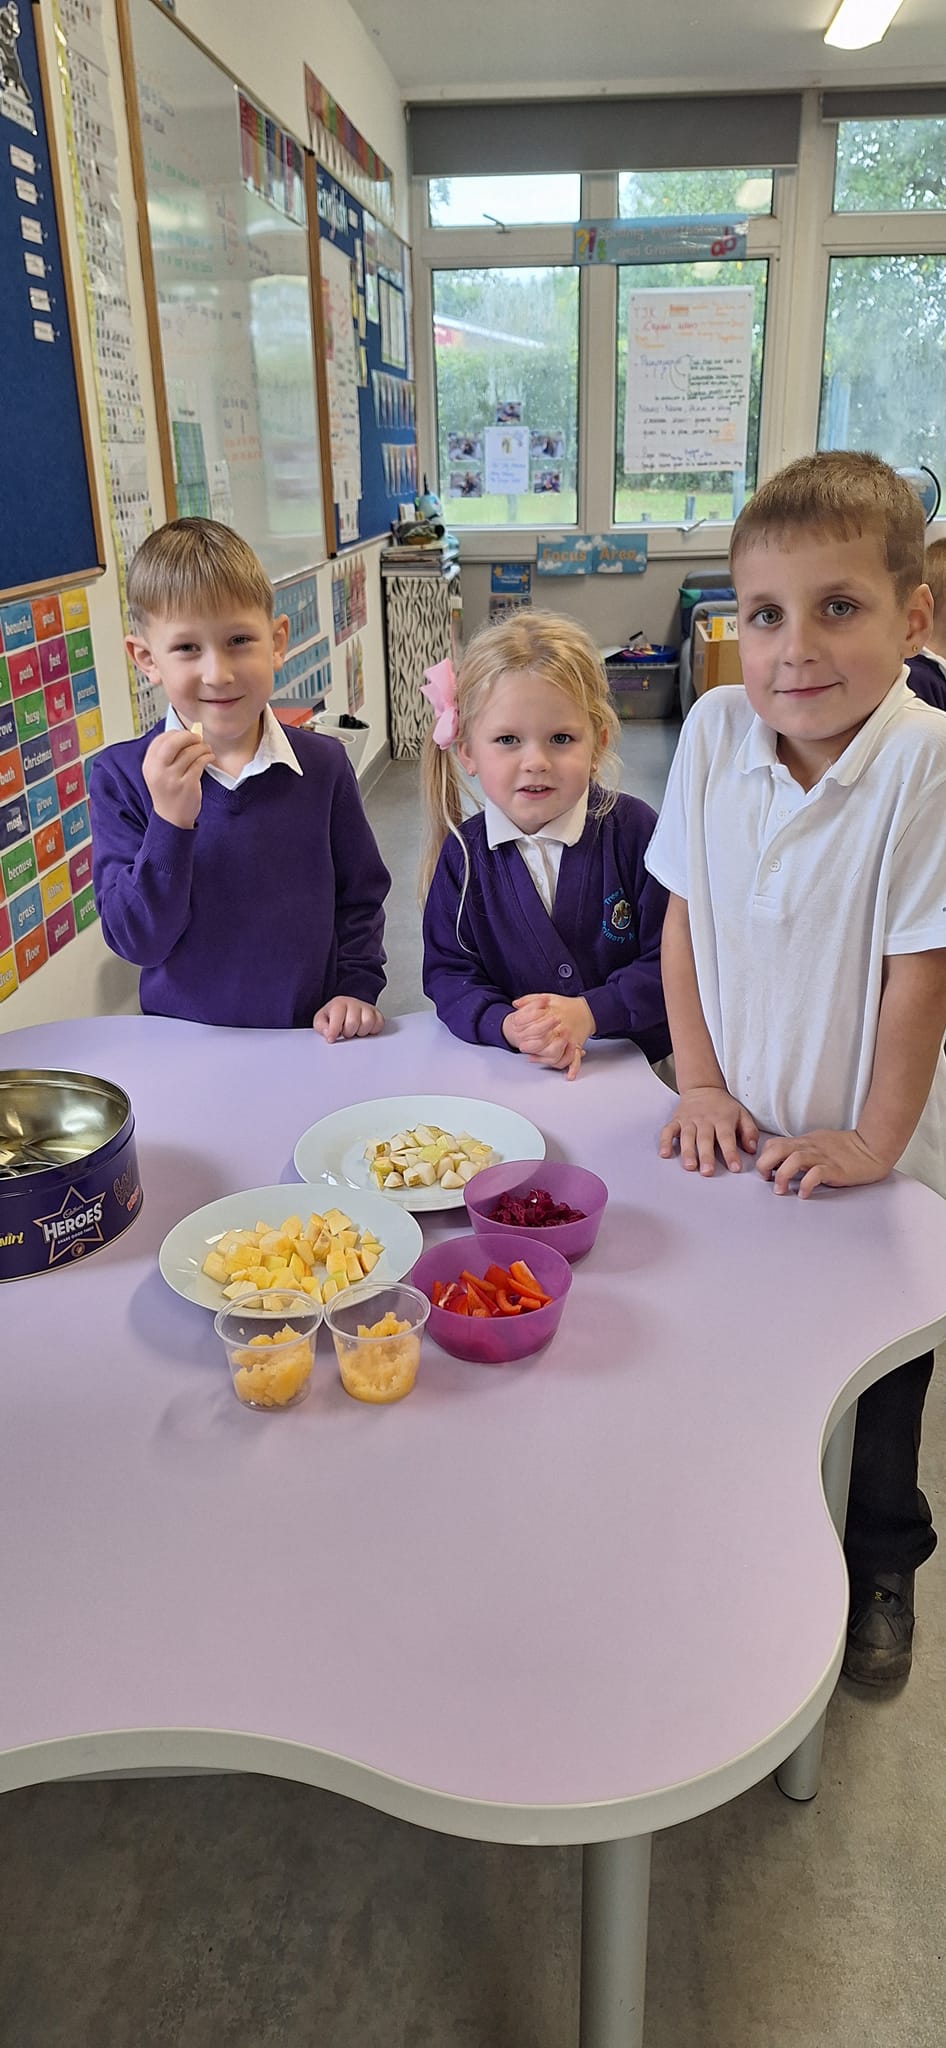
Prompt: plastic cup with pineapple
<box><xmin>214</xmin><ymin>1290</ymin><xmax>322</xmax><ymax>1410</ymax></box>
<box><xmin>324</xmin><ymin>1283</ymin><xmax>430</xmax><ymax>1404</ymax></box>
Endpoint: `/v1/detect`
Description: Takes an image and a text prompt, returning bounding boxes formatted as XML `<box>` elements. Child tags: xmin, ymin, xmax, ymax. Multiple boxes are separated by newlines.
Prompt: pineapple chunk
<box><xmin>337</xmin><ymin>1228</ymin><xmax>358</xmax><ymax>1250</ymax></box>
<box><xmin>279</xmin><ymin>1215</ymin><xmax>302</xmax><ymax>1241</ymax></box>
<box><xmin>292</xmin><ymin>1236</ymin><xmax>315</xmax><ymax>1267</ymax></box>
<box><xmin>202</xmin><ymin>1249</ymin><xmax>229</xmax><ymax>1283</ymax></box>
<box><xmin>439</xmin><ymin>1170</ymin><xmax>464</xmax><ymax>1190</ymax></box>
<box><xmin>325</xmin><ymin>1243</ymin><xmax>347</xmax><ymax>1276</ymax></box>
<box><xmin>289</xmin><ymin>1252</ymin><xmax>306</xmax><ymax>1283</ymax></box>
<box><xmin>323</xmin><ymin>1208</ymin><xmax>351</xmax><ymax>1234</ymax></box>
<box><xmin>322</xmin><ymin>1277</ymin><xmax>341</xmax><ymax>1302</ymax></box>
<box><xmin>382</xmin><ymin>1171</ymin><xmax>405</xmax><ymax>1189</ymax></box>
<box><xmin>302</xmin><ymin>1213</ymin><xmax>324</xmax><ymax>1241</ymax></box>
<box><xmin>224</xmin><ymin>1279</ymin><xmax>257</xmax><ymax>1300</ymax></box>
<box><xmin>361</xmin><ymin>1247</ymin><xmax>380</xmax><ymax>1273</ymax></box>
<box><xmin>345</xmin><ymin>1249</ymin><xmax>365</xmax><ymax>1282</ymax></box>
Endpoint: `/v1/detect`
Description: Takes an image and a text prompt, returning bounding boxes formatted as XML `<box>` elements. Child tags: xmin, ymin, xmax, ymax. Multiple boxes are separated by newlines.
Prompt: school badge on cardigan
<box><xmin>602</xmin><ymin>891</ymin><xmax>635</xmax><ymax>942</ymax></box>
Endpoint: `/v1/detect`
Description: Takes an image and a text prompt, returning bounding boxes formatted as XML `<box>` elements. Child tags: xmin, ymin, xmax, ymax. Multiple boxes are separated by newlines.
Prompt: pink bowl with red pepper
<box><xmin>463</xmin><ymin>1159</ymin><xmax>608</xmax><ymax>1263</ymax></box>
<box><xmin>411</xmin><ymin>1232</ymin><xmax>571</xmax><ymax>1364</ymax></box>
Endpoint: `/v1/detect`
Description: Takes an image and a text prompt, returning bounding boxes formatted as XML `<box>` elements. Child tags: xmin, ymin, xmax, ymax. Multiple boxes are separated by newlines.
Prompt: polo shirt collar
<box><xmin>737</xmin><ymin>672</ymin><xmax>912</xmax><ymax>789</ymax></box>
<box><xmin>483</xmin><ymin>789</ymin><xmax>589</xmax><ymax>850</ymax></box>
<box><xmin>165</xmin><ymin>702</ymin><xmax>303</xmax><ymax>778</ymax></box>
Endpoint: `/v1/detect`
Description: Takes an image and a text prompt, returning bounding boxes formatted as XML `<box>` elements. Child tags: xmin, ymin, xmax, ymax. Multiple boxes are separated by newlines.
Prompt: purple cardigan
<box><xmin>907</xmin><ymin>653</ymin><xmax>946</xmax><ymax>714</ymax></box>
<box><xmin>422</xmin><ymin>793</ymin><xmax>670</xmax><ymax>1059</ymax></box>
<box><xmin>90</xmin><ymin>728</ymin><xmax>390</xmax><ymax>1028</ymax></box>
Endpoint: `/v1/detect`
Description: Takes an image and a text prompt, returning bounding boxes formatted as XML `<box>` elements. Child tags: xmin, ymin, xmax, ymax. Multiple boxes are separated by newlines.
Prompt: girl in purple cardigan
<box><xmin>420</xmin><ymin>611</ymin><xmax>670</xmax><ymax>1079</ymax></box>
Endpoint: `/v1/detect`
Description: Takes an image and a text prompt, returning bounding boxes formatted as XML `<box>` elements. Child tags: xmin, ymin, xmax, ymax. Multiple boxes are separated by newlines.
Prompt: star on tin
<box><xmin>33</xmin><ymin>1185</ymin><xmax>106</xmax><ymax>1267</ymax></box>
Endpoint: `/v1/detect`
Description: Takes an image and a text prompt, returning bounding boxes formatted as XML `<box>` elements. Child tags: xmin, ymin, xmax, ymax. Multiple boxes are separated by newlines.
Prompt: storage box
<box><xmin>692</xmin><ymin>619</ymin><xmax>743</xmax><ymax>694</ymax></box>
<box><xmin>603</xmin><ymin>646</ymin><xmax>679</xmax><ymax>721</ymax></box>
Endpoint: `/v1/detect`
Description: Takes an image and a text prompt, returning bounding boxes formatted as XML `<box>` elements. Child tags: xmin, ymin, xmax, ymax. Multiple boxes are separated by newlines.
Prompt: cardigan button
<box><xmin>558</xmin><ymin>963</ymin><xmax>573</xmax><ymax>979</ymax></box>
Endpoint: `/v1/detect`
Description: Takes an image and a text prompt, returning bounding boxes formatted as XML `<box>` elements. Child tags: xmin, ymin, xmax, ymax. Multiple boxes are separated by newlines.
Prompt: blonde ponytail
<box><xmin>419</xmin><ymin>731</ymin><xmax>470</xmax><ymax>901</ymax></box>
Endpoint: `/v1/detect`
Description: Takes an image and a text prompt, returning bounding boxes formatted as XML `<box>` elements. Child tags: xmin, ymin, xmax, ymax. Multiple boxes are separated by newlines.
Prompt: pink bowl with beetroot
<box><xmin>411</xmin><ymin>1231</ymin><xmax>571</xmax><ymax>1364</ymax></box>
<box><xmin>463</xmin><ymin>1158</ymin><xmax>608</xmax><ymax>1263</ymax></box>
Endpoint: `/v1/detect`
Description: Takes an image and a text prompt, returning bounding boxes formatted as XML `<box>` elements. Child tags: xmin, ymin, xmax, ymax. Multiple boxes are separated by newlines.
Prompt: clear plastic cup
<box><xmin>323</xmin><ymin>1283</ymin><xmax>430</xmax><ymax>1404</ymax></box>
<box><xmin>213</xmin><ymin>1290</ymin><xmax>322</xmax><ymax>1410</ymax></box>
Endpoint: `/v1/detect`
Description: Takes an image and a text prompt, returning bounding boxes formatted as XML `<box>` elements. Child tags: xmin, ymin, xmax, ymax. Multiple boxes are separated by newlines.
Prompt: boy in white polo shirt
<box><xmin>647</xmin><ymin>451</ymin><xmax>946</xmax><ymax>1686</ymax></box>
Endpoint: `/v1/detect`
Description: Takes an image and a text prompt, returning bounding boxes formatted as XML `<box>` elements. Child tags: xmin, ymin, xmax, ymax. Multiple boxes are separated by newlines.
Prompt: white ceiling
<box><xmin>348</xmin><ymin>0</ymin><xmax>946</xmax><ymax>98</ymax></box>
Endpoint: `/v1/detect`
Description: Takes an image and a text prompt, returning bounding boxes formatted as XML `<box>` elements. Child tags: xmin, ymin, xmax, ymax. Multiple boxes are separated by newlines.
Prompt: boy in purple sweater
<box><xmin>90</xmin><ymin>520</ymin><xmax>390</xmax><ymax>1033</ymax></box>
<box><xmin>420</xmin><ymin>611</ymin><xmax>670</xmax><ymax>1078</ymax></box>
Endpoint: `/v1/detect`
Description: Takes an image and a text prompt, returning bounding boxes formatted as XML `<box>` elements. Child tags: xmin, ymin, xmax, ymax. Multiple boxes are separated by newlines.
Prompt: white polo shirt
<box><xmin>645</xmin><ymin>677</ymin><xmax>946</xmax><ymax>1197</ymax></box>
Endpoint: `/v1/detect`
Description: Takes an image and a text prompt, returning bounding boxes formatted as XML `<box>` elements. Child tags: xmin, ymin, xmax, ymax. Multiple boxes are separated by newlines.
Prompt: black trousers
<box><xmin>843</xmin><ymin>1352</ymin><xmax>937</xmax><ymax>1583</ymax></box>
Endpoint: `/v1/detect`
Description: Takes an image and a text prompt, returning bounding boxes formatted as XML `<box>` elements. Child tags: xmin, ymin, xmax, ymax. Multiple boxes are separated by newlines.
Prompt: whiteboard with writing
<box><xmin>128</xmin><ymin>0</ymin><xmax>326</xmax><ymax>576</ymax></box>
<box><xmin>624</xmin><ymin>287</ymin><xmax>753</xmax><ymax>475</ymax></box>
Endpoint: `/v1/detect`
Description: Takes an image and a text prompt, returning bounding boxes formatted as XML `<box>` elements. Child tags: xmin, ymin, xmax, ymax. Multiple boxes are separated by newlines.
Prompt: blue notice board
<box><xmin>0</xmin><ymin>2</ymin><xmax>101</xmax><ymax>599</ymax></box>
<box><xmin>315</xmin><ymin>164</ymin><xmax>416</xmax><ymax>552</ymax></box>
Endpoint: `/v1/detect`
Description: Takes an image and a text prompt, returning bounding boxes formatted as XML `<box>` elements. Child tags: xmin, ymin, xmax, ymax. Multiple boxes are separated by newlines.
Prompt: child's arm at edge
<box><xmin>326</xmin><ymin>760</ymin><xmax>391</xmax><ymax>1009</ymax></box>
<box><xmin>658</xmin><ymin>892</ymin><xmax>760</xmax><ymax>1174</ymax></box>
<box><xmin>421</xmin><ymin>837</ymin><xmax>516</xmax><ymax>1049</ymax></box>
<box><xmin>756</xmin><ymin>948</ymin><xmax>946</xmax><ymax>1197</ymax></box>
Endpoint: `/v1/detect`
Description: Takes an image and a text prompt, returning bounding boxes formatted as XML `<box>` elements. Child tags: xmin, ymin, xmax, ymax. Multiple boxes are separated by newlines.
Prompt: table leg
<box><xmin>776</xmin><ymin>1401</ymin><xmax>857</xmax><ymax>1803</ymax></box>
<box><xmin>580</xmin><ymin>1834</ymin><xmax>652</xmax><ymax>2048</ymax></box>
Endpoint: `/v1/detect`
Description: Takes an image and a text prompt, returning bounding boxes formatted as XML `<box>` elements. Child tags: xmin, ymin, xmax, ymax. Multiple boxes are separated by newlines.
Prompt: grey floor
<box><xmin>4</xmin><ymin>721</ymin><xmax>945</xmax><ymax>2047</ymax></box>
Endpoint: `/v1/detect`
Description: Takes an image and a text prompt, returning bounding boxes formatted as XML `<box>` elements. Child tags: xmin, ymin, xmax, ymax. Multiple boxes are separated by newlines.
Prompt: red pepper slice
<box><xmin>484</xmin><ymin>1263</ymin><xmax>513</xmax><ymax>1291</ymax></box>
<box><xmin>460</xmin><ymin>1271</ymin><xmax>500</xmax><ymax>1314</ymax></box>
<box><xmin>494</xmin><ymin>1288</ymin><xmax>523</xmax><ymax>1316</ymax></box>
<box><xmin>509</xmin><ymin>1259</ymin><xmax>551</xmax><ymax>1306</ymax></box>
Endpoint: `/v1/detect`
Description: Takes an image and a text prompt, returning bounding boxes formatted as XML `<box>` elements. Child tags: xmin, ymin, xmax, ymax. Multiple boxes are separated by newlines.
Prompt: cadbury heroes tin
<box><xmin>0</xmin><ymin>1070</ymin><xmax>142</xmax><ymax>1280</ymax></box>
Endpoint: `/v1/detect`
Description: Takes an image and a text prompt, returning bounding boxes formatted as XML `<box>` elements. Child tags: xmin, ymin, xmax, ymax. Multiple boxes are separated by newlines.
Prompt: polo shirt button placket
<box><xmin>558</xmin><ymin>964</ymin><xmax>573</xmax><ymax>980</ymax></box>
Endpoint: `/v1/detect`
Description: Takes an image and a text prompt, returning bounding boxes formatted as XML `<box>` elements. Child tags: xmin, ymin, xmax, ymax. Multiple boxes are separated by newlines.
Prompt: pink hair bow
<box><xmin>421</xmin><ymin>658</ymin><xmax>459</xmax><ymax>749</ymax></box>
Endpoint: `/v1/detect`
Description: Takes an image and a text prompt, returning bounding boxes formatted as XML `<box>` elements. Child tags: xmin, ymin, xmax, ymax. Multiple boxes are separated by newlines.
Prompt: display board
<box><xmin>0</xmin><ymin>0</ymin><xmax>102</xmax><ymax>599</ymax></box>
<box><xmin>121</xmin><ymin>0</ymin><xmax>326</xmax><ymax>580</ymax></box>
<box><xmin>0</xmin><ymin>585</ymin><xmax>102</xmax><ymax>1004</ymax></box>
<box><xmin>313</xmin><ymin>164</ymin><xmax>416</xmax><ymax>551</ymax></box>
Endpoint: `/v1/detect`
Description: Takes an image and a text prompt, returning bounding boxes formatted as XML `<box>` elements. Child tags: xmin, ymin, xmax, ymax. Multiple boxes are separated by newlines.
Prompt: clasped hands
<box><xmin>503</xmin><ymin>993</ymin><xmax>595</xmax><ymax>1082</ymax></box>
<box><xmin>659</xmin><ymin>1085</ymin><xmax>893</xmax><ymax>1198</ymax></box>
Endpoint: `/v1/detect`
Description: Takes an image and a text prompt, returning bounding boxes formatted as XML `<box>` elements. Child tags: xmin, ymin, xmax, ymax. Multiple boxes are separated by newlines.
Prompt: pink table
<box><xmin>3</xmin><ymin>1013</ymin><xmax>946</xmax><ymax>2046</ymax></box>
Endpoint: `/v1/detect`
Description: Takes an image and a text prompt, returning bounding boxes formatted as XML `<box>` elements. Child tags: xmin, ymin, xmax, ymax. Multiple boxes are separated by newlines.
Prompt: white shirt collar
<box><xmin>483</xmin><ymin>789</ymin><xmax>589</xmax><ymax>851</ymax></box>
<box><xmin>164</xmin><ymin>702</ymin><xmax>303</xmax><ymax>789</ymax></box>
<box><xmin>736</xmin><ymin>673</ymin><xmax>912</xmax><ymax>789</ymax></box>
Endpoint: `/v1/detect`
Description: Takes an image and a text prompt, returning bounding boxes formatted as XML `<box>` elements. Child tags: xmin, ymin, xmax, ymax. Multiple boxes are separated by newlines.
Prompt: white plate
<box><xmin>158</xmin><ymin>1182</ymin><xmax>424</xmax><ymax>1312</ymax></box>
<box><xmin>292</xmin><ymin>1095</ymin><xmax>546</xmax><ymax>1213</ymax></box>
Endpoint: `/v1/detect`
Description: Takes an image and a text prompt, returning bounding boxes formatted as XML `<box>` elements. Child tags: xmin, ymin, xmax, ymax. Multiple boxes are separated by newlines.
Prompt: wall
<box><xmin>2</xmin><ymin>0</ymin><xmax>407</xmax><ymax>1034</ymax></box>
<box><xmin>457</xmin><ymin>557</ymin><xmax>703</xmax><ymax>650</ymax></box>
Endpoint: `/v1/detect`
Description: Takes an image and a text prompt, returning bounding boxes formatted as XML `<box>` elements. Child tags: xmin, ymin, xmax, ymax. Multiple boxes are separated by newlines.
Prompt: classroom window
<box><xmin>818</xmin><ymin>254</ymin><xmax>946</xmax><ymax>479</ymax></box>
<box><xmin>833</xmin><ymin>120</ymin><xmax>946</xmax><ymax>213</ymax></box>
<box><xmin>618</xmin><ymin>169</ymin><xmax>774</xmax><ymax>217</ymax></box>
<box><xmin>614</xmin><ymin>259</ymin><xmax>769</xmax><ymax>528</ymax></box>
<box><xmin>428</xmin><ymin>176</ymin><xmax>582</xmax><ymax>228</ymax></box>
<box><xmin>432</xmin><ymin>267</ymin><xmax>579</xmax><ymax>527</ymax></box>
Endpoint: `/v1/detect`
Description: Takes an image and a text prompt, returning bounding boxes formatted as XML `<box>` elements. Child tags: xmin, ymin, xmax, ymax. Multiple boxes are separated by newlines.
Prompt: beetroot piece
<box><xmin>490</xmin><ymin>1186</ymin><xmax>586</xmax><ymax>1228</ymax></box>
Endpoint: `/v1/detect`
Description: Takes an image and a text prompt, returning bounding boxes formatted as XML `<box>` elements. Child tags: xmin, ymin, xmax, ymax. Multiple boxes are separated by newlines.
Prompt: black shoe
<box><xmin>843</xmin><ymin>1571</ymin><xmax>915</xmax><ymax>1687</ymax></box>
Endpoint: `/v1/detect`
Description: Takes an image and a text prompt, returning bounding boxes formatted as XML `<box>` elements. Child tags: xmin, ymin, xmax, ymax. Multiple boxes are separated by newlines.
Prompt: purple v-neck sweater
<box><xmin>90</xmin><ymin>728</ymin><xmax>390</xmax><ymax>1028</ymax></box>
<box><xmin>422</xmin><ymin>793</ymin><xmax>670</xmax><ymax>1059</ymax></box>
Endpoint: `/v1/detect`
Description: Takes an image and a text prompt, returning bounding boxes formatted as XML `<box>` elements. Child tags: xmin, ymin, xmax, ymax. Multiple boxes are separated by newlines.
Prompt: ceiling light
<box><xmin>824</xmin><ymin>0</ymin><xmax>906</xmax><ymax>50</ymax></box>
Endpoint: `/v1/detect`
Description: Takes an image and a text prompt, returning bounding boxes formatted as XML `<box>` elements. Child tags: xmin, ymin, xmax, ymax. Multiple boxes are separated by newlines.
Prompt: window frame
<box><xmin>411</xmin><ymin>94</ymin><xmax>946</xmax><ymax>564</ymax></box>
